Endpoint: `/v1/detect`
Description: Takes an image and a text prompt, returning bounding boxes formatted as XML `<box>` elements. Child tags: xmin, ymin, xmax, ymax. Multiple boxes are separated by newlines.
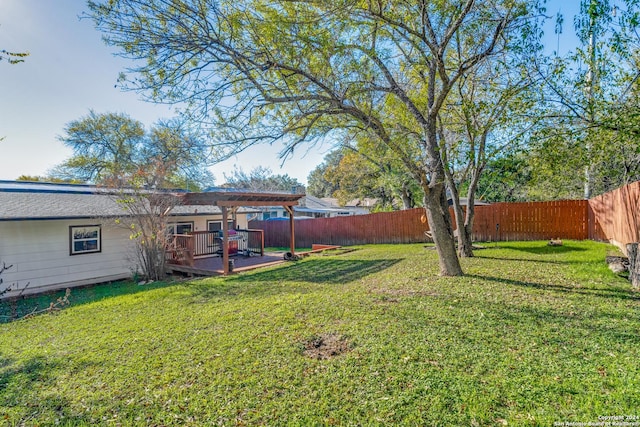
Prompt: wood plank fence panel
<box><xmin>472</xmin><ymin>200</ymin><xmax>588</xmax><ymax>242</ymax></box>
<box><xmin>251</xmin><ymin>182</ymin><xmax>640</xmax><ymax>251</ymax></box>
<box><xmin>589</xmin><ymin>181</ymin><xmax>640</xmax><ymax>248</ymax></box>
<box><xmin>252</xmin><ymin>208</ymin><xmax>431</xmax><ymax>248</ymax></box>
<box><xmin>251</xmin><ymin>200</ymin><xmax>590</xmax><ymax>248</ymax></box>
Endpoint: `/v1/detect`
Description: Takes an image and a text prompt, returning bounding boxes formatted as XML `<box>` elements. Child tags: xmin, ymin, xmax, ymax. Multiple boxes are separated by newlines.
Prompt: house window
<box><xmin>70</xmin><ymin>225</ymin><xmax>101</xmax><ymax>255</ymax></box>
<box><xmin>207</xmin><ymin>220</ymin><xmax>235</xmax><ymax>234</ymax></box>
<box><xmin>168</xmin><ymin>222</ymin><xmax>193</xmax><ymax>235</ymax></box>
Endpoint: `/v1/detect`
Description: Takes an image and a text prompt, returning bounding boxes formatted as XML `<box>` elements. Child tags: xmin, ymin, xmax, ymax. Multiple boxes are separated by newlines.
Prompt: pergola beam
<box><xmin>214</xmin><ymin>200</ymin><xmax>299</xmax><ymax>207</ymax></box>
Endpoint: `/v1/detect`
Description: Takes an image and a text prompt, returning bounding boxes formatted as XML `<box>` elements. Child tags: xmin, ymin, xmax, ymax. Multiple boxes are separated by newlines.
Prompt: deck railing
<box><xmin>190</xmin><ymin>231</ymin><xmax>220</xmax><ymax>257</ymax></box>
<box><xmin>166</xmin><ymin>229</ymin><xmax>264</xmax><ymax>267</ymax></box>
<box><xmin>166</xmin><ymin>234</ymin><xmax>194</xmax><ymax>266</ymax></box>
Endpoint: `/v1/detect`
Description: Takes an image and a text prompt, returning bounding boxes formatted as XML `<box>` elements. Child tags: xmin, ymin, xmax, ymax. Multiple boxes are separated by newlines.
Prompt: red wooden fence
<box><xmin>588</xmin><ymin>181</ymin><xmax>640</xmax><ymax>247</ymax></box>
<box><xmin>251</xmin><ymin>200</ymin><xmax>590</xmax><ymax>248</ymax></box>
<box><xmin>250</xmin><ymin>182</ymin><xmax>640</xmax><ymax>251</ymax></box>
<box><xmin>252</xmin><ymin>209</ymin><xmax>429</xmax><ymax>248</ymax></box>
<box><xmin>473</xmin><ymin>200</ymin><xmax>589</xmax><ymax>242</ymax></box>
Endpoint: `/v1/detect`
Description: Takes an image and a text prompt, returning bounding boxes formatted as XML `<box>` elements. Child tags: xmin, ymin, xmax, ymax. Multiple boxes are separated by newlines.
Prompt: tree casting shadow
<box><xmin>466</xmin><ymin>273</ymin><xmax>639</xmax><ymax>302</ymax></box>
<box><xmin>185</xmin><ymin>258</ymin><xmax>403</xmax><ymax>301</ymax></box>
<box><xmin>487</xmin><ymin>242</ymin><xmax>588</xmax><ymax>255</ymax></box>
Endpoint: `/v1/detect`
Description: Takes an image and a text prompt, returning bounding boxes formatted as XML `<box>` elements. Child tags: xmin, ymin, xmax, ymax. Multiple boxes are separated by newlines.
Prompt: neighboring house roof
<box><xmin>321</xmin><ymin>197</ymin><xmax>378</xmax><ymax>208</ymax></box>
<box><xmin>294</xmin><ymin>206</ymin><xmax>349</xmax><ymax>215</ymax></box>
<box><xmin>301</xmin><ymin>195</ymin><xmax>334</xmax><ymax>210</ymax></box>
<box><xmin>298</xmin><ymin>195</ymin><xmax>351</xmax><ymax>215</ymax></box>
<box><xmin>0</xmin><ymin>181</ymin><xmax>257</xmax><ymax>221</ymax></box>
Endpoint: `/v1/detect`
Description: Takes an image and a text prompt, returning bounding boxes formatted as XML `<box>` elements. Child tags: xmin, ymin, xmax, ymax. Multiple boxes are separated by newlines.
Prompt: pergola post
<box><xmin>222</xmin><ymin>205</ymin><xmax>230</xmax><ymax>275</ymax></box>
<box><xmin>231</xmin><ymin>206</ymin><xmax>238</xmax><ymax>229</ymax></box>
<box><xmin>285</xmin><ymin>206</ymin><xmax>295</xmax><ymax>256</ymax></box>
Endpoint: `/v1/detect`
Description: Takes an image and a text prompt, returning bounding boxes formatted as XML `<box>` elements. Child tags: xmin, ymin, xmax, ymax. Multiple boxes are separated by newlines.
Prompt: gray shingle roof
<box><xmin>0</xmin><ymin>192</ymin><xmax>227</xmax><ymax>221</ymax></box>
<box><xmin>0</xmin><ymin>181</ymin><xmax>264</xmax><ymax>221</ymax></box>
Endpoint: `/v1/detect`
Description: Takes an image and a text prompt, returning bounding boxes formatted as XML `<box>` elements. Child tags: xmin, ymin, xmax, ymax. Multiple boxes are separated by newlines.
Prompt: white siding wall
<box><xmin>0</xmin><ymin>219</ymin><xmax>137</xmax><ymax>297</ymax></box>
<box><xmin>0</xmin><ymin>213</ymin><xmax>252</xmax><ymax>298</ymax></box>
<box><xmin>169</xmin><ymin>214</ymin><xmax>249</xmax><ymax>231</ymax></box>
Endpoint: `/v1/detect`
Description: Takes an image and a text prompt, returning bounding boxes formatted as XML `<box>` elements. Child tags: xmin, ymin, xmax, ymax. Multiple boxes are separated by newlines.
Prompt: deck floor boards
<box><xmin>168</xmin><ymin>252</ymin><xmax>286</xmax><ymax>276</ymax></box>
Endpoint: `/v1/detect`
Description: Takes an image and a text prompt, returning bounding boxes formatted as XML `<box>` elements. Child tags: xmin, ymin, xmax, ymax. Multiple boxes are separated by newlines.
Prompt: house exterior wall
<box><xmin>0</xmin><ymin>219</ymin><xmax>137</xmax><ymax>298</ymax></box>
<box><xmin>168</xmin><ymin>214</ymin><xmax>250</xmax><ymax>231</ymax></box>
<box><xmin>0</xmin><ymin>213</ymin><xmax>252</xmax><ymax>298</ymax></box>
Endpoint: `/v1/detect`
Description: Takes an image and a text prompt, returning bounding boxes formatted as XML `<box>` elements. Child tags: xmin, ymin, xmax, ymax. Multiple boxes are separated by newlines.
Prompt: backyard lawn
<box><xmin>1</xmin><ymin>241</ymin><xmax>639</xmax><ymax>426</ymax></box>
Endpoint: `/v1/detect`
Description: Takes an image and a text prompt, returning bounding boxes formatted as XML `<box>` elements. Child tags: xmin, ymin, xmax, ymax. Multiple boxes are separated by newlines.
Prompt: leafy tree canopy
<box><xmin>0</xmin><ymin>49</ymin><xmax>28</xmax><ymax>64</ymax></box>
<box><xmin>16</xmin><ymin>175</ymin><xmax>85</xmax><ymax>184</ymax></box>
<box><xmin>532</xmin><ymin>0</ymin><xmax>640</xmax><ymax>198</ymax></box>
<box><xmin>222</xmin><ymin>166</ymin><xmax>303</xmax><ymax>193</ymax></box>
<box><xmin>306</xmin><ymin>150</ymin><xmax>342</xmax><ymax>199</ymax></box>
<box><xmin>54</xmin><ymin>111</ymin><xmax>214</xmax><ymax>190</ymax></box>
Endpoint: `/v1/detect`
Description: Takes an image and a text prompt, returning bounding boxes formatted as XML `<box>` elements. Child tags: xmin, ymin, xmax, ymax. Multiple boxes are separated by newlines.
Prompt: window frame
<box><xmin>167</xmin><ymin>221</ymin><xmax>194</xmax><ymax>235</ymax></box>
<box><xmin>69</xmin><ymin>225</ymin><xmax>102</xmax><ymax>256</ymax></box>
<box><xmin>207</xmin><ymin>220</ymin><xmax>235</xmax><ymax>234</ymax></box>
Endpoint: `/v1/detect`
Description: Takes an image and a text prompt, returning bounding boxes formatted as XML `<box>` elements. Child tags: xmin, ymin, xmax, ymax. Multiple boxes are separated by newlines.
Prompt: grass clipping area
<box><xmin>1</xmin><ymin>241</ymin><xmax>639</xmax><ymax>425</ymax></box>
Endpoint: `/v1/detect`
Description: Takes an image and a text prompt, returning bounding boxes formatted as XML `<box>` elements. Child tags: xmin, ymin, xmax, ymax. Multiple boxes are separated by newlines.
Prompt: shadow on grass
<box><xmin>0</xmin><ymin>355</ymin><xmax>68</xmax><ymax>422</ymax></box>
<box><xmin>234</xmin><ymin>258</ymin><xmax>403</xmax><ymax>284</ymax></box>
<box><xmin>0</xmin><ymin>280</ymin><xmax>176</xmax><ymax>324</ymax></box>
<box><xmin>0</xmin><ymin>355</ymin><xmax>107</xmax><ymax>425</ymax></box>
<box><xmin>474</xmin><ymin>242</ymin><xmax>597</xmax><ymax>266</ymax></box>
<box><xmin>488</xmin><ymin>242</ymin><xmax>588</xmax><ymax>255</ymax></box>
<box><xmin>474</xmin><ymin>254</ymin><xmax>566</xmax><ymax>265</ymax></box>
<box><xmin>0</xmin><ymin>355</ymin><xmax>55</xmax><ymax>392</ymax></box>
<box><xmin>480</xmin><ymin>298</ymin><xmax>640</xmax><ymax>346</ymax></box>
<box><xmin>185</xmin><ymin>258</ymin><xmax>403</xmax><ymax>301</ymax></box>
<box><xmin>3</xmin><ymin>258</ymin><xmax>403</xmax><ymax>320</ymax></box>
<box><xmin>467</xmin><ymin>274</ymin><xmax>639</xmax><ymax>302</ymax></box>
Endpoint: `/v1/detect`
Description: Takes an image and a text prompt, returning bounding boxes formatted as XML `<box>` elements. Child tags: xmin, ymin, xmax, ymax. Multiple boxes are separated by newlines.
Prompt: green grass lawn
<box><xmin>1</xmin><ymin>241</ymin><xmax>639</xmax><ymax>426</ymax></box>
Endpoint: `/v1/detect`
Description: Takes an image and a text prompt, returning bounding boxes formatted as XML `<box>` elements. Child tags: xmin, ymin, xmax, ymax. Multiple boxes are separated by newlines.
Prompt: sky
<box><xmin>0</xmin><ymin>0</ymin><xmax>580</xmax><ymax>186</ymax></box>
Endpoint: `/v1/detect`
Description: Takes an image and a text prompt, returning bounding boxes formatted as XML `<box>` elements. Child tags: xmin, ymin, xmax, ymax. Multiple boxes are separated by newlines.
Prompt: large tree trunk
<box><xmin>400</xmin><ymin>182</ymin><xmax>413</xmax><ymax>210</ymax></box>
<box><xmin>442</xmin><ymin>155</ymin><xmax>474</xmax><ymax>258</ymax></box>
<box><xmin>448</xmin><ymin>184</ymin><xmax>474</xmax><ymax>258</ymax></box>
<box><xmin>423</xmin><ymin>184</ymin><xmax>464</xmax><ymax>276</ymax></box>
<box><xmin>462</xmin><ymin>174</ymin><xmax>482</xmax><ymax>257</ymax></box>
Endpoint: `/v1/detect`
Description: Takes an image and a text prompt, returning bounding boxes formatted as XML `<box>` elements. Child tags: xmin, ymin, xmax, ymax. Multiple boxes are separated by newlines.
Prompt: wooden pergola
<box><xmin>181</xmin><ymin>190</ymin><xmax>305</xmax><ymax>275</ymax></box>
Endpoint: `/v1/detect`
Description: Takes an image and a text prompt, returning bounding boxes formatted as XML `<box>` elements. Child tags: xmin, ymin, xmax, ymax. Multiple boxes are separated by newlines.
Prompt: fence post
<box><xmin>627</xmin><ymin>243</ymin><xmax>640</xmax><ymax>290</ymax></box>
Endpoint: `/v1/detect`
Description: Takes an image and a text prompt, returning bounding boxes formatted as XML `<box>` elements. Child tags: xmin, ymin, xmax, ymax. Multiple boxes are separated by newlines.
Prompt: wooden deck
<box><xmin>167</xmin><ymin>252</ymin><xmax>287</xmax><ymax>276</ymax></box>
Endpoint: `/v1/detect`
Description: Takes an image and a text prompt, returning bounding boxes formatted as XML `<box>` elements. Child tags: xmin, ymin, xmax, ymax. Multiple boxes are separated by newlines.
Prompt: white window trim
<box><xmin>168</xmin><ymin>221</ymin><xmax>194</xmax><ymax>234</ymax></box>
<box><xmin>69</xmin><ymin>225</ymin><xmax>102</xmax><ymax>255</ymax></box>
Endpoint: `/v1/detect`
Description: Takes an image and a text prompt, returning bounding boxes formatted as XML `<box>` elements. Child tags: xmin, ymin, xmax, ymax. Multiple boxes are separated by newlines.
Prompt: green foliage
<box><xmin>15</xmin><ymin>175</ymin><xmax>85</xmax><ymax>184</ymax></box>
<box><xmin>222</xmin><ymin>166</ymin><xmax>303</xmax><ymax>192</ymax></box>
<box><xmin>54</xmin><ymin>111</ymin><xmax>214</xmax><ymax>189</ymax></box>
<box><xmin>530</xmin><ymin>0</ymin><xmax>640</xmax><ymax>198</ymax></box>
<box><xmin>1</xmin><ymin>242</ymin><xmax>638</xmax><ymax>424</ymax></box>
<box><xmin>473</xmin><ymin>152</ymin><xmax>533</xmax><ymax>202</ymax></box>
<box><xmin>0</xmin><ymin>45</ymin><xmax>28</xmax><ymax>64</ymax></box>
<box><xmin>306</xmin><ymin>150</ymin><xmax>343</xmax><ymax>198</ymax></box>
<box><xmin>308</xmin><ymin>145</ymin><xmax>423</xmax><ymax>210</ymax></box>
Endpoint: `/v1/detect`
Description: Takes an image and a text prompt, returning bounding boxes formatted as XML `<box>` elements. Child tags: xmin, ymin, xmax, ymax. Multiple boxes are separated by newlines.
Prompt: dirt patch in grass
<box><xmin>302</xmin><ymin>333</ymin><xmax>351</xmax><ymax>360</ymax></box>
